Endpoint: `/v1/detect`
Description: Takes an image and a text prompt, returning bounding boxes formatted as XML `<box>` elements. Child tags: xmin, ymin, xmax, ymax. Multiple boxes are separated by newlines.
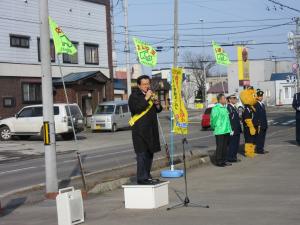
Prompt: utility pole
<box><xmin>169</xmin><ymin>0</ymin><xmax>179</xmax><ymax>171</ymax></box>
<box><xmin>173</xmin><ymin>0</ymin><xmax>178</xmax><ymax>67</ymax></box>
<box><xmin>200</xmin><ymin>19</ymin><xmax>207</xmax><ymax>106</ymax></box>
<box><xmin>124</xmin><ymin>0</ymin><xmax>131</xmax><ymax>97</ymax></box>
<box><xmin>111</xmin><ymin>0</ymin><xmax>118</xmax><ymax>79</ymax></box>
<box><xmin>39</xmin><ymin>0</ymin><xmax>58</xmax><ymax>197</ymax></box>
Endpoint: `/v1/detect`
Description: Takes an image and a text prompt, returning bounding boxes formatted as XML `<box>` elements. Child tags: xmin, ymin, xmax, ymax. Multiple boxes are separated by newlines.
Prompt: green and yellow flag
<box><xmin>212</xmin><ymin>41</ymin><xmax>231</xmax><ymax>66</ymax></box>
<box><xmin>172</xmin><ymin>68</ymin><xmax>188</xmax><ymax>135</ymax></box>
<box><xmin>133</xmin><ymin>37</ymin><xmax>157</xmax><ymax>67</ymax></box>
<box><xmin>49</xmin><ymin>17</ymin><xmax>77</xmax><ymax>55</ymax></box>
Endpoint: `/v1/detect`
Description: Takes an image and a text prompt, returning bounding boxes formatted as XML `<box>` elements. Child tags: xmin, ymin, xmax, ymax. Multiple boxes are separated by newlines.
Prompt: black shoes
<box><xmin>137</xmin><ymin>178</ymin><xmax>161</xmax><ymax>185</ymax></box>
<box><xmin>137</xmin><ymin>179</ymin><xmax>155</xmax><ymax>185</ymax></box>
<box><xmin>256</xmin><ymin>150</ymin><xmax>269</xmax><ymax>154</ymax></box>
<box><xmin>216</xmin><ymin>162</ymin><xmax>233</xmax><ymax>167</ymax></box>
<box><xmin>227</xmin><ymin>159</ymin><xmax>241</xmax><ymax>163</ymax></box>
<box><xmin>216</xmin><ymin>163</ymin><xmax>225</xmax><ymax>167</ymax></box>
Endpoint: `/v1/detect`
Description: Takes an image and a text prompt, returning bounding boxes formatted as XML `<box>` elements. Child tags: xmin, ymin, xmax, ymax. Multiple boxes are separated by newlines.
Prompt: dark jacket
<box><xmin>254</xmin><ymin>102</ymin><xmax>268</xmax><ymax>129</ymax></box>
<box><xmin>292</xmin><ymin>93</ymin><xmax>300</xmax><ymax>119</ymax></box>
<box><xmin>128</xmin><ymin>89</ymin><xmax>162</xmax><ymax>153</ymax></box>
<box><xmin>227</xmin><ymin>104</ymin><xmax>242</xmax><ymax>135</ymax></box>
<box><xmin>242</xmin><ymin>105</ymin><xmax>257</xmax><ymax>143</ymax></box>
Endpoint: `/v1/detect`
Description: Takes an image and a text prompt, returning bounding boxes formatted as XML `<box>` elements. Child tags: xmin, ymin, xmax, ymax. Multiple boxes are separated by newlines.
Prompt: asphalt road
<box><xmin>0</xmin><ymin>109</ymin><xmax>296</xmax><ymax>196</ymax></box>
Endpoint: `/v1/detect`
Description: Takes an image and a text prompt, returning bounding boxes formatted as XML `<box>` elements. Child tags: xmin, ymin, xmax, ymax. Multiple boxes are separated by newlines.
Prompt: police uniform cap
<box><xmin>257</xmin><ymin>90</ymin><xmax>264</xmax><ymax>97</ymax></box>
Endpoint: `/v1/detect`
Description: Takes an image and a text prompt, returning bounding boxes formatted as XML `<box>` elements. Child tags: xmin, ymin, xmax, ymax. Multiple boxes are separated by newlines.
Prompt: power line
<box><xmin>117</xmin><ymin>22</ymin><xmax>294</xmax><ymax>39</ymax></box>
<box><xmin>116</xmin><ymin>17</ymin><xmax>292</xmax><ymax>28</ymax></box>
<box><xmin>115</xmin><ymin>23</ymin><xmax>294</xmax><ymax>33</ymax></box>
<box><xmin>115</xmin><ymin>56</ymin><xmax>296</xmax><ymax>67</ymax></box>
<box><xmin>268</xmin><ymin>0</ymin><xmax>300</xmax><ymax>13</ymax></box>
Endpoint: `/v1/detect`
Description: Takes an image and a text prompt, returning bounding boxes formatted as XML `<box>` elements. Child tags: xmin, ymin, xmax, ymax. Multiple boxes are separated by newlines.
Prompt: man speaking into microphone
<box><xmin>129</xmin><ymin>75</ymin><xmax>163</xmax><ymax>185</ymax></box>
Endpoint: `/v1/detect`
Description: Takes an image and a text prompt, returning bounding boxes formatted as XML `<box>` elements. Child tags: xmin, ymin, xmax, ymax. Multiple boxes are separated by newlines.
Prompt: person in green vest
<box><xmin>210</xmin><ymin>93</ymin><xmax>232</xmax><ymax>167</ymax></box>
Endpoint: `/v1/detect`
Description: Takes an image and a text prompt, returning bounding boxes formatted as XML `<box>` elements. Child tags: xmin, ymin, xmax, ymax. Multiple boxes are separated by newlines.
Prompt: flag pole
<box><xmin>57</xmin><ymin>55</ymin><xmax>87</xmax><ymax>192</ymax></box>
<box><xmin>57</xmin><ymin>56</ymin><xmax>78</xmax><ymax>145</ymax></box>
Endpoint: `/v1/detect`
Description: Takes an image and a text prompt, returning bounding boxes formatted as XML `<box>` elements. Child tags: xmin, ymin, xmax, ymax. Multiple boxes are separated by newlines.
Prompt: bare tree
<box><xmin>182</xmin><ymin>77</ymin><xmax>196</xmax><ymax>107</ymax></box>
<box><xmin>182</xmin><ymin>52</ymin><xmax>215</xmax><ymax>103</ymax></box>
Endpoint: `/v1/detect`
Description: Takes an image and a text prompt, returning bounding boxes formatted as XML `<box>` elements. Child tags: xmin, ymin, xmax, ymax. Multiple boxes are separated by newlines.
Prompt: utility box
<box><xmin>56</xmin><ymin>187</ymin><xmax>84</xmax><ymax>225</ymax></box>
<box><xmin>122</xmin><ymin>181</ymin><xmax>169</xmax><ymax>209</ymax></box>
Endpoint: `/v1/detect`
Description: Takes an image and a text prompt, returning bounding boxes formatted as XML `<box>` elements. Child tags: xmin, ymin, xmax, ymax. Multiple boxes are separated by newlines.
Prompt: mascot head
<box><xmin>240</xmin><ymin>86</ymin><xmax>257</xmax><ymax>106</ymax></box>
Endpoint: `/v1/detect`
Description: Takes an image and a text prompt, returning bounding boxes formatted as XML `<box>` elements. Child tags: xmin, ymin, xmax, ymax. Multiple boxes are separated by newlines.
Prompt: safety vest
<box><xmin>129</xmin><ymin>101</ymin><xmax>153</xmax><ymax>126</ymax></box>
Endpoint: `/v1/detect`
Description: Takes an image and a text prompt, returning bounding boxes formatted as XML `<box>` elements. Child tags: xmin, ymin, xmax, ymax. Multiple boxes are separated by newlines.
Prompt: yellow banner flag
<box><xmin>172</xmin><ymin>68</ymin><xmax>188</xmax><ymax>135</ymax></box>
<box><xmin>237</xmin><ymin>46</ymin><xmax>250</xmax><ymax>81</ymax></box>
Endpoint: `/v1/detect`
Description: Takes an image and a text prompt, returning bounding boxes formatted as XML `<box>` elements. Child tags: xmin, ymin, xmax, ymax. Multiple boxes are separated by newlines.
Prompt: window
<box><xmin>22</xmin><ymin>83</ymin><xmax>42</xmax><ymax>104</ymax></box>
<box><xmin>115</xmin><ymin>106</ymin><xmax>121</xmax><ymax>114</ymax></box>
<box><xmin>63</xmin><ymin>42</ymin><xmax>78</xmax><ymax>64</ymax></box>
<box><xmin>84</xmin><ymin>43</ymin><xmax>99</xmax><ymax>64</ymax></box>
<box><xmin>33</xmin><ymin>107</ymin><xmax>43</xmax><ymax>117</ymax></box>
<box><xmin>95</xmin><ymin>105</ymin><xmax>115</xmax><ymax>115</ymax></box>
<box><xmin>32</xmin><ymin>106</ymin><xmax>59</xmax><ymax>117</ymax></box>
<box><xmin>122</xmin><ymin>104</ymin><xmax>129</xmax><ymax>113</ymax></box>
<box><xmin>65</xmin><ymin>105</ymin><xmax>82</xmax><ymax>117</ymax></box>
<box><xmin>284</xmin><ymin>87</ymin><xmax>289</xmax><ymax>99</ymax></box>
<box><xmin>37</xmin><ymin>38</ymin><xmax>55</xmax><ymax>62</ymax></box>
<box><xmin>18</xmin><ymin>108</ymin><xmax>33</xmax><ymax>118</ymax></box>
<box><xmin>3</xmin><ymin>97</ymin><xmax>15</xmax><ymax>108</ymax></box>
<box><xmin>10</xmin><ymin>34</ymin><xmax>30</xmax><ymax>48</ymax></box>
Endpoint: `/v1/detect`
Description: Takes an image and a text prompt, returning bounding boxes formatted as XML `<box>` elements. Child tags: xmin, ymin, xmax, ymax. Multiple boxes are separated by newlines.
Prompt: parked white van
<box><xmin>91</xmin><ymin>100</ymin><xmax>130</xmax><ymax>132</ymax></box>
<box><xmin>0</xmin><ymin>103</ymin><xmax>84</xmax><ymax>141</ymax></box>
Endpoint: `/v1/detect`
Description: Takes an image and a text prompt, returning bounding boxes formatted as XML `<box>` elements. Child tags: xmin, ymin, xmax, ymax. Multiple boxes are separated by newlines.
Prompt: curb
<box><xmin>0</xmin><ymin>150</ymin><xmax>212</xmax><ymax>209</ymax></box>
<box><xmin>87</xmin><ymin>154</ymin><xmax>210</xmax><ymax>195</ymax></box>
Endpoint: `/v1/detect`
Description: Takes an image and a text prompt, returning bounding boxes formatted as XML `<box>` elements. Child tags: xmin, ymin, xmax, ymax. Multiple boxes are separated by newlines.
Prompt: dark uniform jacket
<box><xmin>242</xmin><ymin>105</ymin><xmax>257</xmax><ymax>143</ymax></box>
<box><xmin>227</xmin><ymin>104</ymin><xmax>242</xmax><ymax>135</ymax></box>
<box><xmin>128</xmin><ymin>89</ymin><xmax>162</xmax><ymax>153</ymax></box>
<box><xmin>292</xmin><ymin>93</ymin><xmax>300</xmax><ymax>119</ymax></box>
<box><xmin>254</xmin><ymin>102</ymin><xmax>268</xmax><ymax>130</ymax></box>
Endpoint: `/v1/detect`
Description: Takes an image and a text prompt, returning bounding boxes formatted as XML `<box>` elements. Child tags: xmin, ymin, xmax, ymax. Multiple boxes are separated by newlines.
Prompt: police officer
<box><xmin>254</xmin><ymin>89</ymin><xmax>268</xmax><ymax>154</ymax></box>
<box><xmin>227</xmin><ymin>94</ymin><xmax>242</xmax><ymax>162</ymax></box>
<box><xmin>292</xmin><ymin>92</ymin><xmax>300</xmax><ymax>145</ymax></box>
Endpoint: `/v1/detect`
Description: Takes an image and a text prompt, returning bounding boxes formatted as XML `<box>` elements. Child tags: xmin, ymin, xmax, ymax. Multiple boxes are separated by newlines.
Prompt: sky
<box><xmin>112</xmin><ymin>0</ymin><xmax>299</xmax><ymax>74</ymax></box>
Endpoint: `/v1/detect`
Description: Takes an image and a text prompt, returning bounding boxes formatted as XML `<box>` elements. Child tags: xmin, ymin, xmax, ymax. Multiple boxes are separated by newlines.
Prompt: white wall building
<box><xmin>227</xmin><ymin>60</ymin><xmax>293</xmax><ymax>94</ymax></box>
<box><xmin>0</xmin><ymin>0</ymin><xmax>113</xmax><ymax>118</ymax></box>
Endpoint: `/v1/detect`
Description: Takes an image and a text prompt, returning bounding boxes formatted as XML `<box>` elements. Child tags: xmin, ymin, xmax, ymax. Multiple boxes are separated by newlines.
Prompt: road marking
<box><xmin>188</xmin><ymin>134</ymin><xmax>214</xmax><ymax>141</ymax></box>
<box><xmin>0</xmin><ymin>166</ymin><xmax>36</xmax><ymax>176</ymax></box>
<box><xmin>273</xmin><ymin>122</ymin><xmax>279</xmax><ymax>125</ymax></box>
<box><xmin>60</xmin><ymin>135</ymin><xmax>215</xmax><ymax>164</ymax></box>
<box><xmin>281</xmin><ymin>120</ymin><xmax>296</xmax><ymax>125</ymax></box>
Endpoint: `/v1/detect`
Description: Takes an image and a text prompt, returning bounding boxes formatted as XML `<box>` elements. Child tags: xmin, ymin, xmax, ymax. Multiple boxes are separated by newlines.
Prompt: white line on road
<box><xmin>282</xmin><ymin>120</ymin><xmax>296</xmax><ymax>125</ymax></box>
<box><xmin>0</xmin><ymin>166</ymin><xmax>36</xmax><ymax>176</ymax></box>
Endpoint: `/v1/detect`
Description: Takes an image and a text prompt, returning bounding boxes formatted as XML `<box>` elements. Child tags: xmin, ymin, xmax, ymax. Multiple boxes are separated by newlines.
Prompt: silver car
<box><xmin>91</xmin><ymin>100</ymin><xmax>131</xmax><ymax>132</ymax></box>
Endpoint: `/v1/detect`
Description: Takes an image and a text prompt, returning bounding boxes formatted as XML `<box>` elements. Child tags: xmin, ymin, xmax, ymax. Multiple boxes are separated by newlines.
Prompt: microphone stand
<box><xmin>167</xmin><ymin>124</ymin><xmax>209</xmax><ymax>210</ymax></box>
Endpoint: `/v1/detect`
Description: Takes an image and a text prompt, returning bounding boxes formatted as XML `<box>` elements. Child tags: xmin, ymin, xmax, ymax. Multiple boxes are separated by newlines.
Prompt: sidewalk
<box><xmin>1</xmin><ymin>131</ymin><xmax>300</xmax><ymax>225</ymax></box>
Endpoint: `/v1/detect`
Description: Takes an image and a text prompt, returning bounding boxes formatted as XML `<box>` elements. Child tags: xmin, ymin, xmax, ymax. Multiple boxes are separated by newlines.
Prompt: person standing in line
<box><xmin>210</xmin><ymin>93</ymin><xmax>232</xmax><ymax>167</ymax></box>
<box><xmin>292</xmin><ymin>91</ymin><xmax>300</xmax><ymax>146</ymax></box>
<box><xmin>227</xmin><ymin>94</ymin><xmax>242</xmax><ymax>162</ymax></box>
<box><xmin>254</xmin><ymin>89</ymin><xmax>269</xmax><ymax>154</ymax></box>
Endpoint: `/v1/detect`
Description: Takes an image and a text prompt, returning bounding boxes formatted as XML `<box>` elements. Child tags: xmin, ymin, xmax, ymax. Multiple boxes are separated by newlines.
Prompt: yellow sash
<box><xmin>129</xmin><ymin>101</ymin><xmax>153</xmax><ymax>126</ymax></box>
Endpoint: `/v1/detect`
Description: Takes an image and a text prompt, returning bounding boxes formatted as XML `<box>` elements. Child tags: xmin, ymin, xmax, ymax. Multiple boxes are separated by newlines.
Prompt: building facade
<box><xmin>0</xmin><ymin>0</ymin><xmax>113</xmax><ymax>119</ymax></box>
<box><xmin>227</xmin><ymin>60</ymin><xmax>293</xmax><ymax>94</ymax></box>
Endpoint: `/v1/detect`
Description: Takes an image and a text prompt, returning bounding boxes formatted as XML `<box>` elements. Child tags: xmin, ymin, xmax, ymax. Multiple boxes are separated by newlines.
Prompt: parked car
<box><xmin>201</xmin><ymin>106</ymin><xmax>213</xmax><ymax>130</ymax></box>
<box><xmin>91</xmin><ymin>100</ymin><xmax>130</xmax><ymax>132</ymax></box>
<box><xmin>0</xmin><ymin>104</ymin><xmax>84</xmax><ymax>141</ymax></box>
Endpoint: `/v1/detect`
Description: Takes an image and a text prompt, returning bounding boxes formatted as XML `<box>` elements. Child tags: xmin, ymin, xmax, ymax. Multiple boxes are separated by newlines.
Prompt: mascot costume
<box><xmin>240</xmin><ymin>87</ymin><xmax>258</xmax><ymax>158</ymax></box>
